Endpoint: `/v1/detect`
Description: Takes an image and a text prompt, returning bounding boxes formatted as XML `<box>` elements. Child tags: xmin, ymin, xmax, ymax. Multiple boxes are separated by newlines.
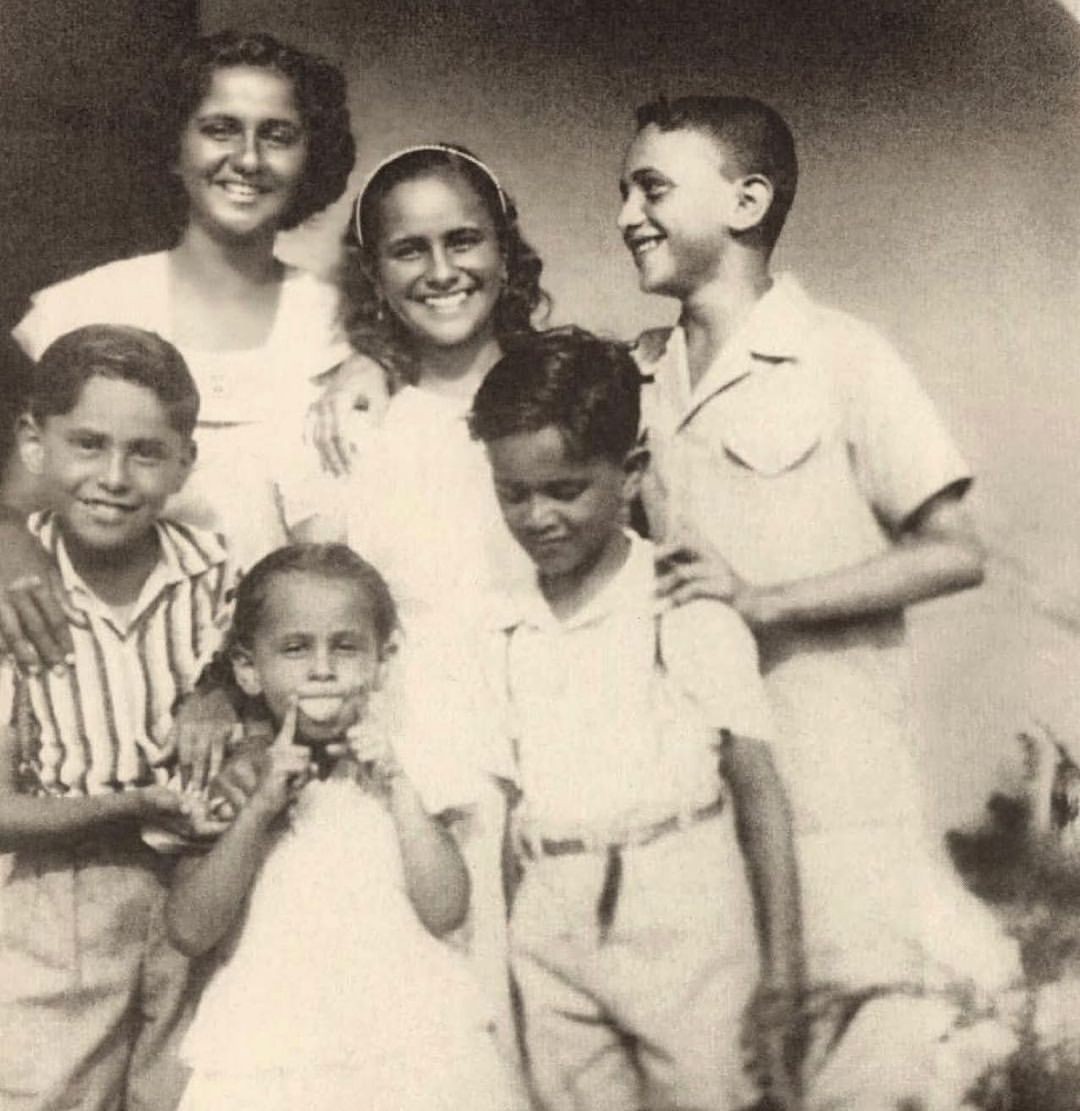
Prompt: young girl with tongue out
<box><xmin>166</xmin><ymin>543</ymin><xmax>518</xmax><ymax>1111</ymax></box>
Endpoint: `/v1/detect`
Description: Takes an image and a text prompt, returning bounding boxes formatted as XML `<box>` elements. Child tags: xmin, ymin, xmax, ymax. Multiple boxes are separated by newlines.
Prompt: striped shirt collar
<box><xmin>31</xmin><ymin>512</ymin><xmax>227</xmax><ymax>637</ymax></box>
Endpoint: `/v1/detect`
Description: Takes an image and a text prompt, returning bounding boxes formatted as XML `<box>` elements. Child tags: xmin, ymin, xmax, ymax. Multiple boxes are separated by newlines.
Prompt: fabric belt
<box><xmin>520</xmin><ymin>797</ymin><xmax>724</xmax><ymax>943</ymax></box>
<box><xmin>520</xmin><ymin>796</ymin><xmax>723</xmax><ymax>860</ymax></box>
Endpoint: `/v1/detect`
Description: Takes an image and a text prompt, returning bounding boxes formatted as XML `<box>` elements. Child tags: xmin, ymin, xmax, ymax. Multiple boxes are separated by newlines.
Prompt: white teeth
<box><xmin>299</xmin><ymin>696</ymin><xmax>345</xmax><ymax>723</ymax></box>
<box><xmin>422</xmin><ymin>291</ymin><xmax>470</xmax><ymax>313</ymax></box>
<box><xmin>82</xmin><ymin>500</ymin><xmax>133</xmax><ymax>519</ymax></box>
<box><xmin>631</xmin><ymin>238</ymin><xmax>661</xmax><ymax>256</ymax></box>
<box><xmin>220</xmin><ymin>182</ymin><xmax>261</xmax><ymax>199</ymax></box>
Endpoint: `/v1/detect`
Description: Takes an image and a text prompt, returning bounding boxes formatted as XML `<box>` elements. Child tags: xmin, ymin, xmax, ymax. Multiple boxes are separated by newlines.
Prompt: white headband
<box><xmin>352</xmin><ymin>144</ymin><xmax>509</xmax><ymax>248</ymax></box>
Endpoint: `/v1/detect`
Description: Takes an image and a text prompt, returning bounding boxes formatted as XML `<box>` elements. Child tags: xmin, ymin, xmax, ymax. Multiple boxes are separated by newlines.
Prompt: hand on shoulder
<box><xmin>308</xmin><ymin>353</ymin><xmax>392</xmax><ymax>476</ymax></box>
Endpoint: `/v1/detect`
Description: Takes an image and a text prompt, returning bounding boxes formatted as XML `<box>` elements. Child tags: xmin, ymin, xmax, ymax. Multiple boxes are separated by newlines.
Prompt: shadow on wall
<box><xmin>0</xmin><ymin>0</ymin><xmax>198</xmax><ymax>328</ymax></box>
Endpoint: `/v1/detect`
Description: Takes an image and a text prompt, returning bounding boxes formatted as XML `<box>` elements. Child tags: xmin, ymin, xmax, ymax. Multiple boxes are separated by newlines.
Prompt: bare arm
<box><xmin>166</xmin><ymin>801</ymin><xmax>282</xmax><ymax>957</ymax></box>
<box><xmin>385</xmin><ymin>772</ymin><xmax>470</xmax><ymax>937</ymax></box>
<box><xmin>657</xmin><ymin>486</ymin><xmax>984</xmax><ymax>630</ymax></box>
<box><xmin>0</xmin><ymin>721</ymin><xmax>184</xmax><ymax>852</ymax></box>
<box><xmin>722</xmin><ymin>731</ymin><xmax>804</xmax><ymax>1110</ymax></box>
<box><xmin>166</xmin><ymin>703</ymin><xmax>311</xmax><ymax>957</ymax></box>
<box><xmin>722</xmin><ymin>733</ymin><xmax>802</xmax><ymax>991</ymax></box>
<box><xmin>348</xmin><ymin>714</ymin><xmax>470</xmax><ymax>937</ymax></box>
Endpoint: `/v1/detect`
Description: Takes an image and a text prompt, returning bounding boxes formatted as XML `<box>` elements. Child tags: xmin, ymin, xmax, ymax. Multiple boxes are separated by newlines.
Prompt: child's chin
<box><xmin>296</xmin><ymin>721</ymin><xmax>342</xmax><ymax>746</ymax></box>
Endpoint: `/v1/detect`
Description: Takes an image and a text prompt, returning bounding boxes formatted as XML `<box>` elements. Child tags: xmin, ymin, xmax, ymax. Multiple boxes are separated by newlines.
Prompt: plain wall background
<box><xmin>127</xmin><ymin>0</ymin><xmax>1080</xmax><ymax>824</ymax></box>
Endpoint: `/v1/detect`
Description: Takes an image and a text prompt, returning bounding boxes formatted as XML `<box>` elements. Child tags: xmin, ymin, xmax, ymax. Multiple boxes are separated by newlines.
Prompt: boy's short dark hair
<box><xmin>636</xmin><ymin>95</ymin><xmax>798</xmax><ymax>251</ymax></box>
<box><xmin>33</xmin><ymin>325</ymin><xmax>200</xmax><ymax>437</ymax></box>
<box><xmin>470</xmin><ymin>327</ymin><xmax>641</xmax><ymax>463</ymax></box>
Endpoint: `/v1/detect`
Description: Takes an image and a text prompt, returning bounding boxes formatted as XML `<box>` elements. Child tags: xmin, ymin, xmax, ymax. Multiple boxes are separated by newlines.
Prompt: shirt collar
<box><xmin>663</xmin><ymin>273</ymin><xmax>818</xmax><ymax>412</ymax></box>
<box><xmin>491</xmin><ymin>531</ymin><xmax>659</xmax><ymax>635</ymax></box>
<box><xmin>32</xmin><ymin>512</ymin><xmax>224</xmax><ymax>635</ymax></box>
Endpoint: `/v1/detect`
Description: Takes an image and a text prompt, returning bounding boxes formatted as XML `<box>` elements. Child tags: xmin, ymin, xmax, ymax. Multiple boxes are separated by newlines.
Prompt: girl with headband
<box><xmin>282</xmin><ymin>143</ymin><xmax>549</xmax><ymax>1070</ymax></box>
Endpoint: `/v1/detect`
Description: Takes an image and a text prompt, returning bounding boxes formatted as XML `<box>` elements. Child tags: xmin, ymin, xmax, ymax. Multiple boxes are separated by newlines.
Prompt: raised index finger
<box><xmin>271</xmin><ymin>697</ymin><xmax>300</xmax><ymax>750</ymax></box>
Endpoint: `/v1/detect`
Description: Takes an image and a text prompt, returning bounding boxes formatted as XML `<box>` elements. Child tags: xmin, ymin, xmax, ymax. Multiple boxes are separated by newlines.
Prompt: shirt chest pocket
<box><xmin>692</xmin><ymin>361</ymin><xmax>835</xmax><ymax>477</ymax></box>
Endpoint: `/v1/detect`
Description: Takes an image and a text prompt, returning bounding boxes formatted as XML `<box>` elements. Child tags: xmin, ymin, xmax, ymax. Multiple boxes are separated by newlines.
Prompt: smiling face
<box><xmin>618</xmin><ymin>124</ymin><xmax>743</xmax><ymax>298</ymax></box>
<box><xmin>486</xmin><ymin>425</ymin><xmax>638</xmax><ymax>593</ymax></box>
<box><xmin>372</xmin><ymin>169</ymin><xmax>504</xmax><ymax>357</ymax></box>
<box><xmin>21</xmin><ymin>376</ymin><xmax>194</xmax><ymax>558</ymax></box>
<box><xmin>176</xmin><ymin>65</ymin><xmax>309</xmax><ymax>241</ymax></box>
<box><xmin>233</xmin><ymin>572</ymin><xmax>385</xmax><ymax>745</ymax></box>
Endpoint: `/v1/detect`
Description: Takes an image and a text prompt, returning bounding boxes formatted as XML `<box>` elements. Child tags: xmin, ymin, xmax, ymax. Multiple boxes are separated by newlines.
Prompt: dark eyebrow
<box><xmin>129</xmin><ymin>437</ymin><xmax>168</xmax><ymax>454</ymax></box>
<box><xmin>195</xmin><ymin>112</ymin><xmax>301</xmax><ymax>128</ymax></box>
<box><xmin>384</xmin><ymin>234</ymin><xmax>429</xmax><ymax>251</ymax></box>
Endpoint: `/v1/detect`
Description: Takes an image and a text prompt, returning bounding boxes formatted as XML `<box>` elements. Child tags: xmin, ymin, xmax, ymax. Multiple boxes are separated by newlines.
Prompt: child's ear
<box><xmin>16</xmin><ymin>414</ymin><xmax>46</xmax><ymax>477</ymax></box>
<box><xmin>230</xmin><ymin>647</ymin><xmax>263</xmax><ymax>698</ymax></box>
<box><xmin>730</xmin><ymin>174</ymin><xmax>774</xmax><ymax>234</ymax></box>
<box><xmin>621</xmin><ymin>443</ymin><xmax>650</xmax><ymax>503</ymax></box>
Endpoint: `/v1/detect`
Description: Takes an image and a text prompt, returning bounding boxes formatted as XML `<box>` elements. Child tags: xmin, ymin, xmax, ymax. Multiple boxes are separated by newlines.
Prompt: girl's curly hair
<box><xmin>340</xmin><ymin>145</ymin><xmax>549</xmax><ymax>389</ymax></box>
<box><xmin>144</xmin><ymin>30</ymin><xmax>355</xmax><ymax>240</ymax></box>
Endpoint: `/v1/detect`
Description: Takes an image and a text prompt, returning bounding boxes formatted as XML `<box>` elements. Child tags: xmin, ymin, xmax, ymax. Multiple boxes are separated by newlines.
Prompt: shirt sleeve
<box><xmin>841</xmin><ymin>320</ymin><xmax>972</xmax><ymax>529</ymax></box>
<box><xmin>660</xmin><ymin>600</ymin><xmax>776</xmax><ymax>742</ymax></box>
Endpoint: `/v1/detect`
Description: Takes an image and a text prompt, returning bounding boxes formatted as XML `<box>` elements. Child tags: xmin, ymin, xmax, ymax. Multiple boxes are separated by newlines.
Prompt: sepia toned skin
<box><xmin>0</xmin><ymin>49</ymin><xmax>361</xmax><ymax>692</ymax></box>
<box><xmin>616</xmin><ymin>122</ymin><xmax>986</xmax><ymax>629</ymax></box>
<box><xmin>309</xmin><ymin>166</ymin><xmax>509</xmax><ymax>476</ymax></box>
<box><xmin>166</xmin><ymin>576</ymin><xmax>469</xmax><ymax>957</ymax></box>
<box><xmin>485</xmin><ymin>422</ymin><xmax>803</xmax><ymax>1107</ymax></box>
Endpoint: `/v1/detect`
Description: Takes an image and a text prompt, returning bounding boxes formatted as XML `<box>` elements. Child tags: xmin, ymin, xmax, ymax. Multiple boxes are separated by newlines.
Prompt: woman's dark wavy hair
<box><xmin>145</xmin><ymin>30</ymin><xmax>355</xmax><ymax>239</ymax></box>
<box><xmin>341</xmin><ymin>145</ymin><xmax>549</xmax><ymax>389</ymax></box>
<box><xmin>199</xmin><ymin>543</ymin><xmax>398</xmax><ymax>716</ymax></box>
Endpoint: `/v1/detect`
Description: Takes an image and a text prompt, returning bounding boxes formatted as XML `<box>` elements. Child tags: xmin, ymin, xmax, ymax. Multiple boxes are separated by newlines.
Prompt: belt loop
<box><xmin>596</xmin><ymin>844</ymin><xmax>623</xmax><ymax>942</ymax></box>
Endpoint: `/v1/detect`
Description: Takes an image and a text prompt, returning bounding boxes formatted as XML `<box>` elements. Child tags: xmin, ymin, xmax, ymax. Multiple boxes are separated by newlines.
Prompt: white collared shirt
<box><xmin>637</xmin><ymin>275</ymin><xmax>972</xmax><ymax>832</ymax></box>
<box><xmin>0</xmin><ymin>514</ymin><xmax>231</xmax><ymax>796</ymax></box>
<box><xmin>495</xmin><ymin>533</ymin><xmax>774</xmax><ymax>832</ymax></box>
<box><xmin>639</xmin><ymin>274</ymin><xmax>971</xmax><ymax>583</ymax></box>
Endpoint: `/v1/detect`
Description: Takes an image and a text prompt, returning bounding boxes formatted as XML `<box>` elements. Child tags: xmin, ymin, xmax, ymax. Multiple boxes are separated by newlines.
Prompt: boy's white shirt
<box><xmin>473</xmin><ymin>531</ymin><xmax>776</xmax><ymax>832</ymax></box>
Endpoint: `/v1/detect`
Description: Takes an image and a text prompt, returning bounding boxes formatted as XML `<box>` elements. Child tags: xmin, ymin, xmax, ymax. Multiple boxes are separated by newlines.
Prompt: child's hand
<box><xmin>344</xmin><ymin>693</ymin><xmax>403</xmax><ymax>785</ymax></box>
<box><xmin>128</xmin><ymin>784</ymin><xmax>187</xmax><ymax>821</ymax></box>
<box><xmin>167</xmin><ymin>688</ymin><xmax>240</xmax><ymax>793</ymax></box>
<box><xmin>741</xmin><ymin>982</ymin><xmax>805</xmax><ymax>1111</ymax></box>
<box><xmin>144</xmin><ymin>791</ymin><xmax>232</xmax><ymax>844</ymax></box>
<box><xmin>655</xmin><ymin>526</ymin><xmax>745</xmax><ymax>608</ymax></box>
<box><xmin>251</xmin><ymin>700</ymin><xmax>314</xmax><ymax>817</ymax></box>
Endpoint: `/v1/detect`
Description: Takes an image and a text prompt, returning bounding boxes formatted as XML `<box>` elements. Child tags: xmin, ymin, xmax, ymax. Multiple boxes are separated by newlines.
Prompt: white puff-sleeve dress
<box><xmin>177</xmin><ymin>764</ymin><xmax>519</xmax><ymax>1111</ymax></box>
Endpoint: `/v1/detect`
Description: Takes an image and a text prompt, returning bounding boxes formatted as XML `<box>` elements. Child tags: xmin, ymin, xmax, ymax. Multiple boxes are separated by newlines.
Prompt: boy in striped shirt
<box><xmin>0</xmin><ymin>325</ymin><xmax>231</xmax><ymax>1111</ymax></box>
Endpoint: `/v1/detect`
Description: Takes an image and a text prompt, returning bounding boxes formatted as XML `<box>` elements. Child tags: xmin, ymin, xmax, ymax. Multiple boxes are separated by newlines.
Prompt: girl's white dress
<box><xmin>178</xmin><ymin>775</ymin><xmax>517</xmax><ymax>1111</ymax></box>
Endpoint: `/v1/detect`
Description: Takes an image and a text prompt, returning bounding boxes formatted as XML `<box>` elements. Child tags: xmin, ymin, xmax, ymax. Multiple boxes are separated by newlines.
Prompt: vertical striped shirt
<box><xmin>0</xmin><ymin>513</ymin><xmax>231</xmax><ymax>796</ymax></box>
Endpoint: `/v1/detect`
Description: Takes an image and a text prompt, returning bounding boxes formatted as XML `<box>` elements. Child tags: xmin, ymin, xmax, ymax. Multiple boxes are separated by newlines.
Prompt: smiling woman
<box><xmin>10</xmin><ymin>30</ymin><xmax>356</xmax><ymax>575</ymax></box>
<box><xmin>177</xmin><ymin>65</ymin><xmax>310</xmax><ymax>248</ymax></box>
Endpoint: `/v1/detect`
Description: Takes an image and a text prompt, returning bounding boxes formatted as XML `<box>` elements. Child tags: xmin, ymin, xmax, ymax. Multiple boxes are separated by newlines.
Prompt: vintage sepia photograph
<box><xmin>0</xmin><ymin>1</ymin><xmax>1078</xmax><ymax>1108</ymax></box>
